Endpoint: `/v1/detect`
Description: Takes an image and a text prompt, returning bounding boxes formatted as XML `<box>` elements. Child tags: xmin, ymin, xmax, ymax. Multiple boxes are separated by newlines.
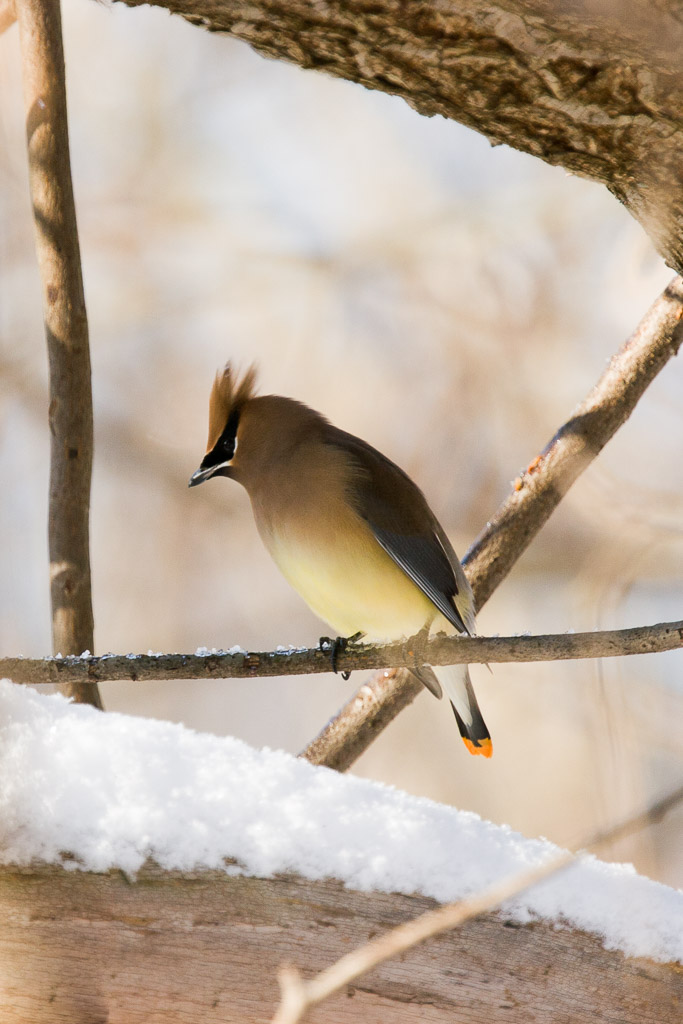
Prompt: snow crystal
<box><xmin>194</xmin><ymin>645</ymin><xmax>247</xmax><ymax>657</ymax></box>
<box><xmin>0</xmin><ymin>679</ymin><xmax>680</xmax><ymax>963</ymax></box>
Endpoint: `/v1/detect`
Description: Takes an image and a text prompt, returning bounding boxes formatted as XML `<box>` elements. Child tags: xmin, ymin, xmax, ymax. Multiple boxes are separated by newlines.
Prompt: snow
<box><xmin>0</xmin><ymin>679</ymin><xmax>681</xmax><ymax>964</ymax></box>
<box><xmin>194</xmin><ymin>645</ymin><xmax>246</xmax><ymax>656</ymax></box>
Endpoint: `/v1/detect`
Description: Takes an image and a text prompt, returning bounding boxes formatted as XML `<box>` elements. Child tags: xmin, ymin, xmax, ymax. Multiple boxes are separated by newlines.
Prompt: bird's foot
<box><xmin>319</xmin><ymin>631</ymin><xmax>364</xmax><ymax>680</ymax></box>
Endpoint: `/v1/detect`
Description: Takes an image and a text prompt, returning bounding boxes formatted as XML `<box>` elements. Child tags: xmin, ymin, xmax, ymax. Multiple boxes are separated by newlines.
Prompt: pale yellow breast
<box><xmin>245</xmin><ymin>434</ymin><xmax>440</xmax><ymax>641</ymax></box>
<box><xmin>261</xmin><ymin>508</ymin><xmax>435</xmax><ymax>641</ymax></box>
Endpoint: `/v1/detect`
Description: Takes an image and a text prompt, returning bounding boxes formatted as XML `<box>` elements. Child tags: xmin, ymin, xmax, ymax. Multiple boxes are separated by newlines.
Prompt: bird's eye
<box><xmin>211</xmin><ymin>410</ymin><xmax>240</xmax><ymax>465</ymax></box>
<box><xmin>218</xmin><ymin>431</ymin><xmax>238</xmax><ymax>462</ymax></box>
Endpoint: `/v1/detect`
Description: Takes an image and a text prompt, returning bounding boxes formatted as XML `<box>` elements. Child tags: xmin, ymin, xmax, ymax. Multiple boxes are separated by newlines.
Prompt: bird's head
<box><xmin>188</xmin><ymin>363</ymin><xmax>258</xmax><ymax>488</ymax></box>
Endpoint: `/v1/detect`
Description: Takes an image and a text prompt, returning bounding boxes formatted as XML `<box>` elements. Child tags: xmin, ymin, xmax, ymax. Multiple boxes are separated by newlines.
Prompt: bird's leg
<box><xmin>319</xmin><ymin>631</ymin><xmax>364</xmax><ymax>680</ymax></box>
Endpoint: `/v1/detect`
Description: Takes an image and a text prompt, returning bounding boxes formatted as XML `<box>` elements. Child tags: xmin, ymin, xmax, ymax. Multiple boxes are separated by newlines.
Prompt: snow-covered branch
<box><xmin>3</xmin><ymin>618</ymin><xmax>682</xmax><ymax>687</ymax></box>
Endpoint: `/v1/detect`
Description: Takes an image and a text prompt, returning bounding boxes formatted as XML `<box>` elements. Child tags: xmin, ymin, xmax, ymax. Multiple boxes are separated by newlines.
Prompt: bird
<box><xmin>189</xmin><ymin>364</ymin><xmax>492</xmax><ymax>757</ymax></box>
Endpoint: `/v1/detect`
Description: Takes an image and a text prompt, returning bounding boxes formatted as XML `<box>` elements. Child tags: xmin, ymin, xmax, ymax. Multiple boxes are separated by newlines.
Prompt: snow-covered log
<box><xmin>0</xmin><ymin>682</ymin><xmax>681</xmax><ymax>1022</ymax></box>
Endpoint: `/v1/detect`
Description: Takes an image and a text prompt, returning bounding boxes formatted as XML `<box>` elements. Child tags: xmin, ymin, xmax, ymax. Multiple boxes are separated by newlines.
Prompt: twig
<box><xmin>17</xmin><ymin>1</ymin><xmax>101</xmax><ymax>708</ymax></box>
<box><xmin>271</xmin><ymin>783</ymin><xmax>683</xmax><ymax>1024</ymax></box>
<box><xmin>2</xmin><ymin>618</ymin><xmax>682</xmax><ymax>686</ymax></box>
<box><xmin>0</xmin><ymin>0</ymin><xmax>15</xmax><ymax>34</ymax></box>
<box><xmin>301</xmin><ymin>277</ymin><xmax>683</xmax><ymax>770</ymax></box>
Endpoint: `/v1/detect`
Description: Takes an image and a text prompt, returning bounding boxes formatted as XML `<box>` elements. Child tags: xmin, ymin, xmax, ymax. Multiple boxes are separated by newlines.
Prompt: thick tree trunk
<box><xmin>0</xmin><ymin>862</ymin><xmax>680</xmax><ymax>1023</ymax></box>
<box><xmin>115</xmin><ymin>0</ymin><xmax>683</xmax><ymax>275</ymax></box>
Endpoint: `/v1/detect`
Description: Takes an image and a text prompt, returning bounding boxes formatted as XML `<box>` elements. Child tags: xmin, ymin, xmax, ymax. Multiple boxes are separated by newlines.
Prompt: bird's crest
<box><xmin>206</xmin><ymin>363</ymin><xmax>258</xmax><ymax>453</ymax></box>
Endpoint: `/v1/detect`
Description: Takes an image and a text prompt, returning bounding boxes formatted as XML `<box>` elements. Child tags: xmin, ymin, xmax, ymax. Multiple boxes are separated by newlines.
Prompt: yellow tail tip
<box><xmin>463</xmin><ymin>737</ymin><xmax>493</xmax><ymax>758</ymax></box>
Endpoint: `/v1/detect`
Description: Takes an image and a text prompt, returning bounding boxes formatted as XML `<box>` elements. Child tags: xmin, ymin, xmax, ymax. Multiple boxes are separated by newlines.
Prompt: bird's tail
<box><xmin>434</xmin><ymin>664</ymin><xmax>492</xmax><ymax>757</ymax></box>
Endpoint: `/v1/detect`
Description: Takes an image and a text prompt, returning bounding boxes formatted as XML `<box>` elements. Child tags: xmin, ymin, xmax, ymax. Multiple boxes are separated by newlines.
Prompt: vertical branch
<box><xmin>17</xmin><ymin>0</ymin><xmax>102</xmax><ymax>708</ymax></box>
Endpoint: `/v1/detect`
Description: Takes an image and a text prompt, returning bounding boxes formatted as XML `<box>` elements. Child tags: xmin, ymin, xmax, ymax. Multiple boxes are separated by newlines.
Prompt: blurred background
<box><xmin>1</xmin><ymin>1</ymin><xmax>681</xmax><ymax>886</ymax></box>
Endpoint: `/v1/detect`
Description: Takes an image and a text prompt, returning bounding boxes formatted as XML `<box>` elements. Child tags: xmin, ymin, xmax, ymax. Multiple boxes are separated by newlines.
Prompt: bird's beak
<box><xmin>188</xmin><ymin>464</ymin><xmax>216</xmax><ymax>487</ymax></box>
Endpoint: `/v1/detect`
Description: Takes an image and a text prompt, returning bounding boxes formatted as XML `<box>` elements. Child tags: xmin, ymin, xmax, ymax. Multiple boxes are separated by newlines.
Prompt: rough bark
<box><xmin>115</xmin><ymin>0</ymin><xmax>683</xmax><ymax>274</ymax></box>
<box><xmin>17</xmin><ymin>1</ymin><xmax>102</xmax><ymax>708</ymax></box>
<box><xmin>0</xmin><ymin>862</ymin><xmax>680</xmax><ymax>1024</ymax></box>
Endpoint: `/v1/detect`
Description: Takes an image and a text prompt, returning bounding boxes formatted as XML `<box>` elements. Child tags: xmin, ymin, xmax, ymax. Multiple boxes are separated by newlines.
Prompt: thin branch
<box><xmin>2</xmin><ymin>619</ymin><xmax>682</xmax><ymax>687</ymax></box>
<box><xmin>0</xmin><ymin>0</ymin><xmax>15</xmax><ymax>34</ymax></box>
<box><xmin>16</xmin><ymin>1</ymin><xmax>102</xmax><ymax>708</ymax></box>
<box><xmin>466</xmin><ymin>276</ymin><xmax>683</xmax><ymax>608</ymax></box>
<box><xmin>301</xmin><ymin>277</ymin><xmax>683</xmax><ymax>770</ymax></box>
<box><xmin>271</xmin><ymin>783</ymin><xmax>683</xmax><ymax>1024</ymax></box>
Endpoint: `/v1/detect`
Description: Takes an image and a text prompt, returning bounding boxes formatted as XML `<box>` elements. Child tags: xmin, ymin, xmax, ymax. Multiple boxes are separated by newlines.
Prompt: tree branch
<box><xmin>2</xmin><ymin>618</ymin><xmax>682</xmax><ymax>686</ymax></box>
<box><xmin>17</xmin><ymin>0</ymin><xmax>102</xmax><ymax>707</ymax></box>
<box><xmin>271</xmin><ymin>783</ymin><xmax>683</xmax><ymax>1024</ymax></box>
<box><xmin>465</xmin><ymin>275</ymin><xmax>683</xmax><ymax>607</ymax></box>
<box><xmin>301</xmin><ymin>276</ymin><xmax>683</xmax><ymax>770</ymax></box>
<box><xmin>114</xmin><ymin>0</ymin><xmax>683</xmax><ymax>274</ymax></box>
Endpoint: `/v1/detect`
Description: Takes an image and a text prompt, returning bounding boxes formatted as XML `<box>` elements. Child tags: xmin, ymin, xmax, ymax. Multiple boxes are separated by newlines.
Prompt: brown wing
<box><xmin>324</xmin><ymin>428</ymin><xmax>470</xmax><ymax>636</ymax></box>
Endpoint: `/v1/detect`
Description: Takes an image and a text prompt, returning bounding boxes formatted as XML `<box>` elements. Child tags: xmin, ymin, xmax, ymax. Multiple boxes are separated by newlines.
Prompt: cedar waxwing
<box><xmin>189</xmin><ymin>365</ymin><xmax>492</xmax><ymax>757</ymax></box>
